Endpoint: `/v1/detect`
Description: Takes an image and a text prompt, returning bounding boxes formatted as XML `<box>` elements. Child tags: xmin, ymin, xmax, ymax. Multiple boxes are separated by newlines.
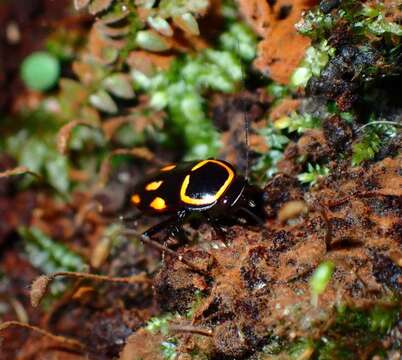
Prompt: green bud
<box><xmin>20</xmin><ymin>51</ymin><xmax>60</xmax><ymax>91</ymax></box>
<box><xmin>310</xmin><ymin>261</ymin><xmax>335</xmax><ymax>297</ymax></box>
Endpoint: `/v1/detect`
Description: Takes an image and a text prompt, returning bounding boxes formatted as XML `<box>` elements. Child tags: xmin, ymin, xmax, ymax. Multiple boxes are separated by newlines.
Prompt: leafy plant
<box><xmin>352</xmin><ymin>123</ymin><xmax>397</xmax><ymax>166</ymax></box>
<box><xmin>355</xmin><ymin>4</ymin><xmax>402</xmax><ymax>37</ymax></box>
<box><xmin>3</xmin><ymin>111</ymin><xmax>71</xmax><ymax>194</ymax></box>
<box><xmin>297</xmin><ymin>163</ymin><xmax>330</xmax><ymax>185</ymax></box>
<box><xmin>296</xmin><ymin>2</ymin><xmax>402</xmax><ymax>40</ymax></box>
<box><xmin>161</xmin><ymin>339</ymin><xmax>177</xmax><ymax>360</ymax></box>
<box><xmin>290</xmin><ymin>40</ymin><xmax>335</xmax><ymax>88</ymax></box>
<box><xmin>133</xmin><ymin>22</ymin><xmax>257</xmax><ymax>159</ymax></box>
<box><xmin>18</xmin><ymin>226</ymin><xmax>86</xmax><ymax>297</ymax></box>
<box><xmin>275</xmin><ymin>112</ymin><xmax>321</xmax><ymax>134</ymax></box>
<box><xmin>288</xmin><ymin>338</ymin><xmax>315</xmax><ymax>359</ymax></box>
<box><xmin>252</xmin><ymin>126</ymin><xmax>289</xmax><ymax>183</ymax></box>
<box><xmin>146</xmin><ymin>313</ymin><xmax>173</xmax><ymax>335</ymax></box>
<box><xmin>18</xmin><ymin>227</ymin><xmax>85</xmax><ymax>274</ymax></box>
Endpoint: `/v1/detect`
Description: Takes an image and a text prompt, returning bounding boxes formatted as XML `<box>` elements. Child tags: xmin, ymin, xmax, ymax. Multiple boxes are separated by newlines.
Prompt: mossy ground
<box><xmin>0</xmin><ymin>0</ymin><xmax>401</xmax><ymax>359</ymax></box>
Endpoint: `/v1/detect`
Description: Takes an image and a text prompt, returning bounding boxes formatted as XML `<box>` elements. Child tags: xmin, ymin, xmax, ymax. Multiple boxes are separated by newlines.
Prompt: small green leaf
<box><xmin>136</xmin><ymin>30</ymin><xmax>171</xmax><ymax>52</ymax></box>
<box><xmin>103</xmin><ymin>73</ymin><xmax>135</xmax><ymax>99</ymax></box>
<box><xmin>290</xmin><ymin>67</ymin><xmax>311</xmax><ymax>88</ymax></box>
<box><xmin>147</xmin><ymin>16</ymin><xmax>174</xmax><ymax>37</ymax></box>
<box><xmin>352</xmin><ymin>123</ymin><xmax>396</xmax><ymax>166</ymax></box>
<box><xmin>19</xmin><ymin>226</ymin><xmax>86</xmax><ymax>274</ymax></box>
<box><xmin>44</xmin><ymin>153</ymin><xmax>70</xmax><ymax>193</ymax></box>
<box><xmin>290</xmin><ymin>41</ymin><xmax>335</xmax><ymax>89</ymax></box>
<box><xmin>161</xmin><ymin>339</ymin><xmax>177</xmax><ymax>360</ymax></box>
<box><xmin>276</xmin><ymin>112</ymin><xmax>321</xmax><ymax>134</ymax></box>
<box><xmin>146</xmin><ymin>314</ymin><xmax>173</xmax><ymax>336</ymax></box>
<box><xmin>20</xmin><ymin>139</ymin><xmax>48</xmax><ymax>173</ymax></box>
<box><xmin>89</xmin><ymin>89</ymin><xmax>118</xmax><ymax>113</ymax></box>
<box><xmin>88</xmin><ymin>0</ymin><xmax>114</xmax><ymax>15</ymax></box>
<box><xmin>297</xmin><ymin>163</ymin><xmax>330</xmax><ymax>185</ymax></box>
<box><xmin>20</xmin><ymin>51</ymin><xmax>60</xmax><ymax>91</ymax></box>
<box><xmin>173</xmin><ymin>13</ymin><xmax>200</xmax><ymax>36</ymax></box>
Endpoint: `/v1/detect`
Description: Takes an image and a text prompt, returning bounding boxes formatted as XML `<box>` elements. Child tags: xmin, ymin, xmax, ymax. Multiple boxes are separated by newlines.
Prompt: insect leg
<box><xmin>143</xmin><ymin>210</ymin><xmax>188</xmax><ymax>239</ymax></box>
<box><xmin>142</xmin><ymin>216</ymin><xmax>179</xmax><ymax>238</ymax></box>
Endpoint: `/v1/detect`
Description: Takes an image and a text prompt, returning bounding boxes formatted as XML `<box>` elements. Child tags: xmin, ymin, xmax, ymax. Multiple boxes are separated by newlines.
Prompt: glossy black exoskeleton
<box><xmin>130</xmin><ymin>158</ymin><xmax>265</xmax><ymax>238</ymax></box>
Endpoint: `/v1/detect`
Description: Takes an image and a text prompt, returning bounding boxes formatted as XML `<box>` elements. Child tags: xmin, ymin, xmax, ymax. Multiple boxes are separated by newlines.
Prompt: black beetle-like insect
<box><xmin>130</xmin><ymin>157</ymin><xmax>265</xmax><ymax>239</ymax></box>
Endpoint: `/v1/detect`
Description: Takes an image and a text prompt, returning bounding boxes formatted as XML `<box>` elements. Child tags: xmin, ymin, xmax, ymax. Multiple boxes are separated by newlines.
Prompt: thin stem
<box><xmin>0</xmin><ymin>321</ymin><xmax>84</xmax><ymax>351</ymax></box>
<box><xmin>357</xmin><ymin>120</ymin><xmax>400</xmax><ymax>133</ymax></box>
<box><xmin>169</xmin><ymin>324</ymin><xmax>213</xmax><ymax>337</ymax></box>
<box><xmin>123</xmin><ymin>229</ymin><xmax>208</xmax><ymax>275</ymax></box>
<box><xmin>50</xmin><ymin>271</ymin><xmax>151</xmax><ymax>284</ymax></box>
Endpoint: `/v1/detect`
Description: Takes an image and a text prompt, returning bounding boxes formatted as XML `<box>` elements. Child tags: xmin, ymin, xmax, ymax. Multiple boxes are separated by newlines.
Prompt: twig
<box><xmin>169</xmin><ymin>324</ymin><xmax>213</xmax><ymax>337</ymax></box>
<box><xmin>0</xmin><ymin>321</ymin><xmax>84</xmax><ymax>351</ymax></box>
<box><xmin>325</xmin><ymin>190</ymin><xmax>400</xmax><ymax>209</ymax></box>
<box><xmin>31</xmin><ymin>271</ymin><xmax>151</xmax><ymax>307</ymax></box>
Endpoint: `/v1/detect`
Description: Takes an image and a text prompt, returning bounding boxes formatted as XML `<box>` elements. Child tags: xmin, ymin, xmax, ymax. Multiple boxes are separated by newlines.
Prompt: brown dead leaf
<box><xmin>238</xmin><ymin>0</ymin><xmax>274</xmax><ymax>37</ymax></box>
<box><xmin>240</xmin><ymin>0</ymin><xmax>318</xmax><ymax>84</ymax></box>
<box><xmin>57</xmin><ymin>120</ymin><xmax>100</xmax><ymax>155</ymax></box>
<box><xmin>0</xmin><ymin>166</ymin><xmax>34</xmax><ymax>178</ymax></box>
<box><xmin>127</xmin><ymin>50</ymin><xmax>174</xmax><ymax>74</ymax></box>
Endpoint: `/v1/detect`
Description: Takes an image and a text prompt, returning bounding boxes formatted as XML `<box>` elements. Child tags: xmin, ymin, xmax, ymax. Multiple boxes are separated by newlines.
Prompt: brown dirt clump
<box><xmin>240</xmin><ymin>0</ymin><xmax>318</xmax><ymax>84</ymax></box>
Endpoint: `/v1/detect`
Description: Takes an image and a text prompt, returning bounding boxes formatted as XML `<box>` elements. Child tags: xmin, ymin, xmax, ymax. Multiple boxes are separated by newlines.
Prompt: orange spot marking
<box><xmin>150</xmin><ymin>197</ymin><xmax>167</xmax><ymax>210</ymax></box>
<box><xmin>131</xmin><ymin>194</ymin><xmax>141</xmax><ymax>204</ymax></box>
<box><xmin>180</xmin><ymin>160</ymin><xmax>234</xmax><ymax>205</ymax></box>
<box><xmin>145</xmin><ymin>180</ymin><xmax>163</xmax><ymax>191</ymax></box>
<box><xmin>161</xmin><ymin>164</ymin><xmax>176</xmax><ymax>172</ymax></box>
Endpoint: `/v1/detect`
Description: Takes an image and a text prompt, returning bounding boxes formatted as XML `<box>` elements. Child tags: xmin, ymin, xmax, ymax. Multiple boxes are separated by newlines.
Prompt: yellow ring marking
<box><xmin>180</xmin><ymin>160</ymin><xmax>234</xmax><ymax>205</ymax></box>
<box><xmin>150</xmin><ymin>197</ymin><xmax>167</xmax><ymax>210</ymax></box>
<box><xmin>145</xmin><ymin>180</ymin><xmax>163</xmax><ymax>191</ymax></box>
<box><xmin>161</xmin><ymin>164</ymin><xmax>176</xmax><ymax>172</ymax></box>
<box><xmin>131</xmin><ymin>194</ymin><xmax>141</xmax><ymax>204</ymax></box>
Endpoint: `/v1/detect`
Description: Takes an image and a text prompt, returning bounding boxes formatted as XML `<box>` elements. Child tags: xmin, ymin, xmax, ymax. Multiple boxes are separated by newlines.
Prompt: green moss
<box><xmin>186</xmin><ymin>290</ymin><xmax>205</xmax><ymax>319</ymax></box>
<box><xmin>298</xmin><ymin>163</ymin><xmax>330</xmax><ymax>186</ymax></box>
<box><xmin>2</xmin><ymin>110</ymin><xmax>71</xmax><ymax>194</ymax></box>
<box><xmin>275</xmin><ymin>112</ymin><xmax>321</xmax><ymax>134</ymax></box>
<box><xmin>287</xmin><ymin>338</ymin><xmax>315</xmax><ymax>359</ymax></box>
<box><xmin>335</xmin><ymin>303</ymin><xmax>400</xmax><ymax>335</ymax></box>
<box><xmin>18</xmin><ymin>226</ymin><xmax>86</xmax><ymax>300</ymax></box>
<box><xmin>352</xmin><ymin>122</ymin><xmax>397</xmax><ymax>166</ymax></box>
<box><xmin>251</xmin><ymin>126</ymin><xmax>289</xmax><ymax>184</ymax></box>
<box><xmin>316</xmin><ymin>340</ymin><xmax>354</xmax><ymax>360</ymax></box>
<box><xmin>369</xmin><ymin>306</ymin><xmax>400</xmax><ymax>334</ymax></box>
<box><xmin>146</xmin><ymin>313</ymin><xmax>174</xmax><ymax>335</ymax></box>
<box><xmin>133</xmin><ymin>21</ymin><xmax>257</xmax><ymax>159</ymax></box>
<box><xmin>161</xmin><ymin>338</ymin><xmax>177</xmax><ymax>360</ymax></box>
<box><xmin>290</xmin><ymin>41</ymin><xmax>335</xmax><ymax>89</ymax></box>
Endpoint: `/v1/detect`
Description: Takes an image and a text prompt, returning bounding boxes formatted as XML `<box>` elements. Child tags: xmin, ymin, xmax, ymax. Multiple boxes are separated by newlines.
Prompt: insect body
<box><xmin>131</xmin><ymin>158</ymin><xmax>265</xmax><ymax>238</ymax></box>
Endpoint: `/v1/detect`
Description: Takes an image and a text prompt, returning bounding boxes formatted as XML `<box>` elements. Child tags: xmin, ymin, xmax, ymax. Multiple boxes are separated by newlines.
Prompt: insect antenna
<box><xmin>244</xmin><ymin>104</ymin><xmax>250</xmax><ymax>181</ymax></box>
<box><xmin>237</xmin><ymin>39</ymin><xmax>250</xmax><ymax>182</ymax></box>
